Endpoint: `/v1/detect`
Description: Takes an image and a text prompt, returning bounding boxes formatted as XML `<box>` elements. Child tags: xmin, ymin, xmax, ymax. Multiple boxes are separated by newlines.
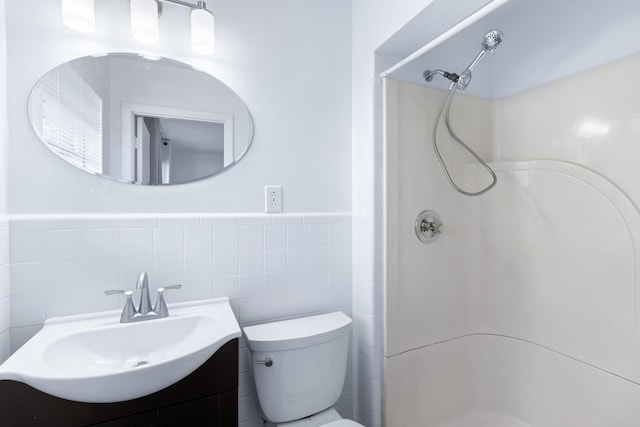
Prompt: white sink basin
<box><xmin>0</xmin><ymin>297</ymin><xmax>240</xmax><ymax>403</ymax></box>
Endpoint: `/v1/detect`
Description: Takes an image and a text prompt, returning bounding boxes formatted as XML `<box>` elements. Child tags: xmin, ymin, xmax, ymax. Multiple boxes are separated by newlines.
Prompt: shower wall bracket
<box><xmin>415</xmin><ymin>210</ymin><xmax>444</xmax><ymax>243</ymax></box>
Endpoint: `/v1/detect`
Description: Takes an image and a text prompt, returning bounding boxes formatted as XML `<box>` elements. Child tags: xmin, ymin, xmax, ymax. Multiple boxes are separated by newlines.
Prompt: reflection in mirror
<box><xmin>28</xmin><ymin>53</ymin><xmax>253</xmax><ymax>185</ymax></box>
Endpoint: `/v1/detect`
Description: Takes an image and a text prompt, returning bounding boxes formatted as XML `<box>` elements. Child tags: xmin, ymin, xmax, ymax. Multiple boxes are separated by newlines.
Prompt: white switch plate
<box><xmin>265</xmin><ymin>186</ymin><xmax>282</xmax><ymax>213</ymax></box>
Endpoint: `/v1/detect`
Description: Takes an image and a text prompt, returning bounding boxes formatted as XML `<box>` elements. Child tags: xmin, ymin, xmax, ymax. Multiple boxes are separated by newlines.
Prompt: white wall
<box><xmin>6</xmin><ymin>0</ymin><xmax>351</xmax><ymax>214</ymax></box>
<box><xmin>3</xmin><ymin>0</ymin><xmax>353</xmax><ymax>424</ymax></box>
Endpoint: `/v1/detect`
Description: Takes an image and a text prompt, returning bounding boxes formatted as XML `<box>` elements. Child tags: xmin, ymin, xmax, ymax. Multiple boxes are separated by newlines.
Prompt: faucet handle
<box><xmin>105</xmin><ymin>290</ymin><xmax>137</xmax><ymax>323</ymax></box>
<box><xmin>154</xmin><ymin>285</ymin><xmax>182</xmax><ymax>318</ymax></box>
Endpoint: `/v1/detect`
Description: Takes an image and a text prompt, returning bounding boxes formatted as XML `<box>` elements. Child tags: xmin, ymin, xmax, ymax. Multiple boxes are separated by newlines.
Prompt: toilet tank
<box><xmin>243</xmin><ymin>312</ymin><xmax>352</xmax><ymax>424</ymax></box>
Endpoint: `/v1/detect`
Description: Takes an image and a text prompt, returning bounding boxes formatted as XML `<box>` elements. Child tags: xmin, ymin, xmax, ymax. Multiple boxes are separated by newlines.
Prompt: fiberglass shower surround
<box><xmin>382</xmin><ymin>0</ymin><xmax>640</xmax><ymax>425</ymax></box>
<box><xmin>424</xmin><ymin>29</ymin><xmax>502</xmax><ymax>196</ymax></box>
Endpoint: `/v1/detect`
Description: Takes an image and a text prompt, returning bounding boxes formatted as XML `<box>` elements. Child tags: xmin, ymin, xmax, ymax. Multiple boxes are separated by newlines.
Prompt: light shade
<box><xmin>61</xmin><ymin>0</ymin><xmax>95</xmax><ymax>33</ymax></box>
<box><xmin>130</xmin><ymin>0</ymin><xmax>159</xmax><ymax>45</ymax></box>
<box><xmin>191</xmin><ymin>8</ymin><xmax>215</xmax><ymax>55</ymax></box>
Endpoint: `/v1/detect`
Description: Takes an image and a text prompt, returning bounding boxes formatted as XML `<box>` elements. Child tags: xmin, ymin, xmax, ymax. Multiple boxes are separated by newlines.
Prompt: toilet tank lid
<box><xmin>243</xmin><ymin>311</ymin><xmax>352</xmax><ymax>352</ymax></box>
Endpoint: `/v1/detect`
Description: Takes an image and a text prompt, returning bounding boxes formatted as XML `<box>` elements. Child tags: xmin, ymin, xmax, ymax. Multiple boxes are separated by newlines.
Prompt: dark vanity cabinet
<box><xmin>0</xmin><ymin>339</ymin><xmax>238</xmax><ymax>427</ymax></box>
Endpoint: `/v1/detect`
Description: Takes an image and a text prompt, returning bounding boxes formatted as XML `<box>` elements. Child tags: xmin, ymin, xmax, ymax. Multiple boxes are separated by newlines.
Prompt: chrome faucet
<box><xmin>105</xmin><ymin>272</ymin><xmax>182</xmax><ymax>323</ymax></box>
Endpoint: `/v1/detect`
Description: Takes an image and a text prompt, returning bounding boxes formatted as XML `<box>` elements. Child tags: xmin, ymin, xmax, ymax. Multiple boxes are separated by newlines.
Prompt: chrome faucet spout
<box><xmin>136</xmin><ymin>271</ymin><xmax>153</xmax><ymax>315</ymax></box>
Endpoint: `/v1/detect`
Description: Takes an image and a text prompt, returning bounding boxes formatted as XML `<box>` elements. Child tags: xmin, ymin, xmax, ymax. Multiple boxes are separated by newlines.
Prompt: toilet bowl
<box><xmin>243</xmin><ymin>312</ymin><xmax>364</xmax><ymax>427</ymax></box>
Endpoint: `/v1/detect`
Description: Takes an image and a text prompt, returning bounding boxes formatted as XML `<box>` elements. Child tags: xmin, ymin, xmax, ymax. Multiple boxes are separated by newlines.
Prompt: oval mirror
<box><xmin>28</xmin><ymin>53</ymin><xmax>253</xmax><ymax>185</ymax></box>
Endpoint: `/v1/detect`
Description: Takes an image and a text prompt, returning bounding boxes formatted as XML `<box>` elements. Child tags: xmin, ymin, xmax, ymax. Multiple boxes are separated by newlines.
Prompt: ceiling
<box><xmin>384</xmin><ymin>0</ymin><xmax>640</xmax><ymax>99</ymax></box>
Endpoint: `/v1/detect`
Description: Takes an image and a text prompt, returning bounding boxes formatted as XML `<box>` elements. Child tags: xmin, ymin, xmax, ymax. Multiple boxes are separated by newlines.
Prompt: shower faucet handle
<box><xmin>415</xmin><ymin>210</ymin><xmax>444</xmax><ymax>243</ymax></box>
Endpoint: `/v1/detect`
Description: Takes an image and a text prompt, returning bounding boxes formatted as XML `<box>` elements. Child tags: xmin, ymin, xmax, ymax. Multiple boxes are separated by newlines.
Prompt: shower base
<box><xmin>436</xmin><ymin>411</ymin><xmax>530</xmax><ymax>427</ymax></box>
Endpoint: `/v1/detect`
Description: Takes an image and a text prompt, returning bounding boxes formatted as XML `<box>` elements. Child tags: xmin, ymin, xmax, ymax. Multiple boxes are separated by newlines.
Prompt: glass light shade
<box><xmin>191</xmin><ymin>8</ymin><xmax>215</xmax><ymax>55</ymax></box>
<box><xmin>130</xmin><ymin>0</ymin><xmax>159</xmax><ymax>45</ymax></box>
<box><xmin>61</xmin><ymin>0</ymin><xmax>95</xmax><ymax>33</ymax></box>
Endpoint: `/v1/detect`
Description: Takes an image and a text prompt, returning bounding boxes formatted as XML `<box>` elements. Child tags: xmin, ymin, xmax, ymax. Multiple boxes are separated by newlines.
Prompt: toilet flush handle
<box><xmin>256</xmin><ymin>357</ymin><xmax>274</xmax><ymax>367</ymax></box>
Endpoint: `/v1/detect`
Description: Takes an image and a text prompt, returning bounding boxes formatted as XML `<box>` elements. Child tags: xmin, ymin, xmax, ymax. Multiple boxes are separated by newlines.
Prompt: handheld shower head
<box><xmin>481</xmin><ymin>29</ymin><xmax>503</xmax><ymax>53</ymax></box>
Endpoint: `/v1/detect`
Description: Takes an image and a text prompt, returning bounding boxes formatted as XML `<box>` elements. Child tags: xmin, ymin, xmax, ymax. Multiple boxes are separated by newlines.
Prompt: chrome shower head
<box><xmin>482</xmin><ymin>30</ymin><xmax>503</xmax><ymax>53</ymax></box>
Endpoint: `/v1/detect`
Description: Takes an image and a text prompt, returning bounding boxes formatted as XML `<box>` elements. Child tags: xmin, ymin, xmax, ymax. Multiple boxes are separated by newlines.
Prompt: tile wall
<box><xmin>0</xmin><ymin>219</ymin><xmax>8</xmax><ymax>362</ymax></box>
<box><xmin>7</xmin><ymin>212</ymin><xmax>352</xmax><ymax>425</ymax></box>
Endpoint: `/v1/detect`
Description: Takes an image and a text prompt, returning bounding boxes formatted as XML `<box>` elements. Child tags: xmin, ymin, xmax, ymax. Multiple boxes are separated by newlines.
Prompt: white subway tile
<box><xmin>213</xmin><ymin>275</ymin><xmax>239</xmax><ymax>299</ymax></box>
<box><xmin>45</xmin><ymin>288</ymin><xmax>118</xmax><ymax>318</ymax></box>
<box><xmin>0</xmin><ymin>330</ymin><xmax>9</xmax><ymax>364</ymax></box>
<box><xmin>11</xmin><ymin>262</ymin><xmax>45</xmax><ymax>295</ymax></box>
<box><xmin>43</xmin><ymin>260</ymin><xmax>84</xmax><ymax>292</ymax></box>
<box><xmin>238</xmin><ymin>298</ymin><xmax>265</xmax><ymax>324</ymax></box>
<box><xmin>238</xmin><ymin>346</ymin><xmax>251</xmax><ymax>373</ymax></box>
<box><xmin>308</xmin><ymin>289</ymin><xmax>330</xmax><ymax>313</ymax></box>
<box><xmin>45</xmin><ymin>230</ymin><xmax>84</xmax><ymax>261</ymax></box>
<box><xmin>265</xmin><ymin>225</ymin><xmax>287</xmax><ymax>248</ymax></box>
<box><xmin>308</xmin><ymin>245</ymin><xmax>328</xmax><ymax>267</ymax></box>
<box><xmin>170</xmin><ymin>278</ymin><xmax>212</xmax><ymax>302</ymax></box>
<box><xmin>308</xmin><ymin>223</ymin><xmax>329</xmax><ymax>245</ymax></box>
<box><xmin>84</xmin><ymin>229</ymin><xmax>120</xmax><ymax>258</ymax></box>
<box><xmin>238</xmin><ymin>395</ymin><xmax>261</xmax><ymax>423</ymax></box>
<box><xmin>10</xmin><ymin>293</ymin><xmax>45</xmax><ymax>327</ymax></box>
<box><xmin>239</xmin><ymin>250</ymin><xmax>264</xmax><ymax>276</ymax></box>
<box><xmin>153</xmin><ymin>227</ymin><xmax>184</xmax><ymax>255</ymax></box>
<box><xmin>0</xmin><ymin>297</ymin><xmax>10</xmax><ymax>331</ymax></box>
<box><xmin>265</xmin><ymin>272</ymin><xmax>286</xmax><ymax>295</ymax></box>
<box><xmin>308</xmin><ymin>267</ymin><xmax>329</xmax><ymax>290</ymax></box>
<box><xmin>240</xmin><ymin>225</ymin><xmax>265</xmax><ymax>249</ymax></box>
<box><xmin>329</xmin><ymin>286</ymin><xmax>352</xmax><ymax>310</ymax></box>
<box><xmin>238</xmin><ymin>371</ymin><xmax>255</xmax><ymax>398</ymax></box>
<box><xmin>10</xmin><ymin>325</ymin><xmax>42</xmax><ymax>354</ymax></box>
<box><xmin>265</xmin><ymin>248</ymin><xmax>286</xmax><ymax>273</ymax></box>
<box><xmin>0</xmin><ymin>265</ymin><xmax>9</xmax><ymax>299</ymax></box>
<box><xmin>263</xmin><ymin>294</ymin><xmax>286</xmax><ymax>320</ymax></box>
<box><xmin>11</xmin><ymin>230</ymin><xmax>45</xmax><ymax>262</ymax></box>
<box><xmin>121</xmin><ymin>228</ymin><xmax>153</xmax><ymax>258</ymax></box>
<box><xmin>82</xmin><ymin>258</ymin><xmax>120</xmax><ymax>288</ymax></box>
<box><xmin>329</xmin><ymin>265</ymin><xmax>351</xmax><ymax>288</ymax></box>
<box><xmin>0</xmin><ymin>231</ymin><xmax>9</xmax><ymax>265</ymax></box>
<box><xmin>286</xmin><ymin>292</ymin><xmax>308</xmax><ymax>316</ymax></box>
<box><xmin>213</xmin><ymin>226</ymin><xmax>239</xmax><ymax>251</ymax></box>
<box><xmin>184</xmin><ymin>252</ymin><xmax>213</xmax><ymax>280</ymax></box>
<box><xmin>330</xmin><ymin>222</ymin><xmax>352</xmax><ymax>245</ymax></box>
<box><xmin>239</xmin><ymin>274</ymin><xmax>265</xmax><ymax>299</ymax></box>
<box><xmin>214</xmin><ymin>251</ymin><xmax>239</xmax><ymax>277</ymax></box>
<box><xmin>287</xmin><ymin>247</ymin><xmax>308</xmax><ymax>270</ymax></box>
<box><xmin>286</xmin><ymin>269</ymin><xmax>308</xmax><ymax>294</ymax></box>
<box><xmin>287</xmin><ymin>224</ymin><xmax>308</xmax><ymax>246</ymax></box>
<box><xmin>185</xmin><ymin>226</ymin><xmax>213</xmax><ymax>254</ymax></box>
<box><xmin>153</xmin><ymin>253</ymin><xmax>185</xmax><ymax>283</ymax></box>
<box><xmin>120</xmin><ymin>256</ymin><xmax>154</xmax><ymax>287</ymax></box>
<box><xmin>328</xmin><ymin>244</ymin><xmax>351</xmax><ymax>266</ymax></box>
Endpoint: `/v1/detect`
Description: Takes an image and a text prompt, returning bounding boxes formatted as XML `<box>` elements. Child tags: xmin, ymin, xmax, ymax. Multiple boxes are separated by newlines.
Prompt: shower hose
<box><xmin>432</xmin><ymin>82</ymin><xmax>497</xmax><ymax>196</ymax></box>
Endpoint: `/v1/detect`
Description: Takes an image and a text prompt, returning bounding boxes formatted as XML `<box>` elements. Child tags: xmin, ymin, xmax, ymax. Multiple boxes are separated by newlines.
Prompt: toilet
<box><xmin>243</xmin><ymin>311</ymin><xmax>364</xmax><ymax>427</ymax></box>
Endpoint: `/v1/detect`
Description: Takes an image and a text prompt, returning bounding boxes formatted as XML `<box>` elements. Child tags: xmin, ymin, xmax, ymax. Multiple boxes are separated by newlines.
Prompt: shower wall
<box><xmin>384</xmin><ymin>53</ymin><xmax>640</xmax><ymax>426</ymax></box>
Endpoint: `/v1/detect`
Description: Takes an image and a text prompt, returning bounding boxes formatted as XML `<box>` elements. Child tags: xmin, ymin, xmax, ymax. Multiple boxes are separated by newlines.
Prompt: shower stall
<box><xmin>381</xmin><ymin>0</ymin><xmax>640</xmax><ymax>425</ymax></box>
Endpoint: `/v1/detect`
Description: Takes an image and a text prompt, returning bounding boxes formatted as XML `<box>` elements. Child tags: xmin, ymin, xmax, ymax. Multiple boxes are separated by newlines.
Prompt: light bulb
<box><xmin>61</xmin><ymin>0</ymin><xmax>95</xmax><ymax>33</ymax></box>
<box><xmin>130</xmin><ymin>0</ymin><xmax>159</xmax><ymax>45</ymax></box>
<box><xmin>191</xmin><ymin>8</ymin><xmax>215</xmax><ymax>55</ymax></box>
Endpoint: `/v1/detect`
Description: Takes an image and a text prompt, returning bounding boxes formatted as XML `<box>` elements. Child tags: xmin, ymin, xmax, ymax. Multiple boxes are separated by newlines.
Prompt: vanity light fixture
<box><xmin>62</xmin><ymin>0</ymin><xmax>216</xmax><ymax>55</ymax></box>
<box><xmin>61</xmin><ymin>0</ymin><xmax>96</xmax><ymax>33</ymax></box>
<box><xmin>130</xmin><ymin>0</ymin><xmax>159</xmax><ymax>45</ymax></box>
